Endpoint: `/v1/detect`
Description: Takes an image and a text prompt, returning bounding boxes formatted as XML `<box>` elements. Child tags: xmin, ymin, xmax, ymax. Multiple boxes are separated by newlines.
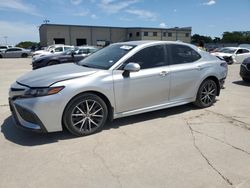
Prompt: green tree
<box><xmin>191</xmin><ymin>34</ymin><xmax>213</xmax><ymax>44</ymax></box>
<box><xmin>16</xmin><ymin>41</ymin><xmax>39</xmax><ymax>49</ymax></box>
<box><xmin>222</xmin><ymin>32</ymin><xmax>250</xmax><ymax>43</ymax></box>
<box><xmin>213</xmin><ymin>37</ymin><xmax>221</xmax><ymax>43</ymax></box>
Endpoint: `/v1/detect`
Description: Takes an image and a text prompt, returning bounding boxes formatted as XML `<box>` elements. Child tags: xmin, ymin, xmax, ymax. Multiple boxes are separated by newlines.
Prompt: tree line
<box><xmin>192</xmin><ymin>31</ymin><xmax>250</xmax><ymax>44</ymax></box>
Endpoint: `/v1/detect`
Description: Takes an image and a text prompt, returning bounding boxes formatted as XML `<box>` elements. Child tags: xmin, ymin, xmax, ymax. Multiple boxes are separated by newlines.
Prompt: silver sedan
<box><xmin>9</xmin><ymin>41</ymin><xmax>228</xmax><ymax>136</ymax></box>
<box><xmin>0</xmin><ymin>47</ymin><xmax>31</xmax><ymax>58</ymax></box>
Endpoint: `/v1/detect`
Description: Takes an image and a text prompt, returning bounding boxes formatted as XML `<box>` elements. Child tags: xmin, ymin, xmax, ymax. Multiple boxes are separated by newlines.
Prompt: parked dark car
<box><xmin>32</xmin><ymin>46</ymin><xmax>99</xmax><ymax>69</ymax></box>
<box><xmin>240</xmin><ymin>57</ymin><xmax>250</xmax><ymax>82</ymax></box>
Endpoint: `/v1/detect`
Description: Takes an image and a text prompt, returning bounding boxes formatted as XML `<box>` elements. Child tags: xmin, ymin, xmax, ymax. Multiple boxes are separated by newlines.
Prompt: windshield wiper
<box><xmin>81</xmin><ymin>64</ymin><xmax>106</xmax><ymax>69</ymax></box>
<box><xmin>81</xmin><ymin>64</ymin><xmax>93</xmax><ymax>68</ymax></box>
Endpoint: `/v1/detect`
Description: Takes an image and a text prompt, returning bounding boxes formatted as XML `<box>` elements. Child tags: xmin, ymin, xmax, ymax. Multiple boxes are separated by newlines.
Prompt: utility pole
<box><xmin>175</xmin><ymin>27</ymin><xmax>178</xmax><ymax>41</ymax></box>
<box><xmin>4</xmin><ymin>36</ymin><xmax>8</xmax><ymax>45</ymax></box>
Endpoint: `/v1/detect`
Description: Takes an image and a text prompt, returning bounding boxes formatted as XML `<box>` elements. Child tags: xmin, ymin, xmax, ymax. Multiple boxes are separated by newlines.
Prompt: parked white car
<box><xmin>211</xmin><ymin>47</ymin><xmax>250</xmax><ymax>64</ymax></box>
<box><xmin>0</xmin><ymin>45</ymin><xmax>13</xmax><ymax>52</ymax></box>
<box><xmin>0</xmin><ymin>47</ymin><xmax>31</xmax><ymax>58</ymax></box>
<box><xmin>32</xmin><ymin>45</ymin><xmax>74</xmax><ymax>60</ymax></box>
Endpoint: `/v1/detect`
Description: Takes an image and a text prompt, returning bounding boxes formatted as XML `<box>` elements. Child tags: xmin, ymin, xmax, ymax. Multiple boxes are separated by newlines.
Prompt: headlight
<box><xmin>24</xmin><ymin>86</ymin><xmax>65</xmax><ymax>97</ymax></box>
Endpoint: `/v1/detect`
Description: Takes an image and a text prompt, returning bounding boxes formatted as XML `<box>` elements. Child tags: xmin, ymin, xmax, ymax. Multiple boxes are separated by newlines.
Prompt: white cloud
<box><xmin>0</xmin><ymin>0</ymin><xmax>42</xmax><ymax>16</ymax></box>
<box><xmin>99</xmin><ymin>0</ymin><xmax>139</xmax><ymax>13</ymax></box>
<box><xmin>70</xmin><ymin>0</ymin><xmax>82</xmax><ymax>5</ymax></box>
<box><xmin>159</xmin><ymin>22</ymin><xmax>167</xmax><ymax>28</ymax></box>
<box><xmin>73</xmin><ymin>10</ymin><xmax>98</xmax><ymax>19</ymax></box>
<box><xmin>119</xmin><ymin>17</ymin><xmax>132</xmax><ymax>21</ymax></box>
<box><xmin>91</xmin><ymin>14</ymin><xmax>98</xmax><ymax>19</ymax></box>
<box><xmin>73</xmin><ymin>10</ymin><xmax>90</xmax><ymax>16</ymax></box>
<box><xmin>0</xmin><ymin>20</ymin><xmax>39</xmax><ymax>45</ymax></box>
<box><xmin>126</xmin><ymin>9</ymin><xmax>157</xmax><ymax>21</ymax></box>
<box><xmin>203</xmin><ymin>0</ymin><xmax>216</xmax><ymax>6</ymax></box>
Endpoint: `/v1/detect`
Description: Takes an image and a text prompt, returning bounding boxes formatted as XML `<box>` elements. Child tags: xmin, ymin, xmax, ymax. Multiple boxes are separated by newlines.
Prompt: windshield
<box><xmin>45</xmin><ymin>46</ymin><xmax>55</xmax><ymax>52</ymax></box>
<box><xmin>63</xmin><ymin>48</ymin><xmax>79</xmax><ymax>55</ymax></box>
<box><xmin>78</xmin><ymin>44</ymin><xmax>136</xmax><ymax>69</ymax></box>
<box><xmin>219</xmin><ymin>48</ymin><xmax>236</xmax><ymax>54</ymax></box>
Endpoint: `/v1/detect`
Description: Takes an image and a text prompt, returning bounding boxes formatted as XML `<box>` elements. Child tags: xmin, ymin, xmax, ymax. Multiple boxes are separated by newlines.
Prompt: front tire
<box><xmin>63</xmin><ymin>93</ymin><xmax>108</xmax><ymax>136</ymax></box>
<box><xmin>21</xmin><ymin>53</ymin><xmax>28</xmax><ymax>58</ymax></box>
<box><xmin>194</xmin><ymin>79</ymin><xmax>217</xmax><ymax>108</ymax></box>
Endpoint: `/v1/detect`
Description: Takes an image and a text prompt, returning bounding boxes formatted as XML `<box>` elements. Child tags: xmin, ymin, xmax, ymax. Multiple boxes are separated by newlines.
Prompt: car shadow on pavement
<box><xmin>105</xmin><ymin>104</ymin><xmax>197</xmax><ymax>130</ymax></box>
<box><xmin>1</xmin><ymin>104</ymin><xmax>198</xmax><ymax>146</ymax></box>
<box><xmin>232</xmin><ymin>80</ymin><xmax>250</xmax><ymax>87</ymax></box>
<box><xmin>1</xmin><ymin>116</ymin><xmax>75</xmax><ymax>146</ymax></box>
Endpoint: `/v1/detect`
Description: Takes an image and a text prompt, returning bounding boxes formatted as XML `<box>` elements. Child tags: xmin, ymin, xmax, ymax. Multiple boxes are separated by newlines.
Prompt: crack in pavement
<box><xmin>192</xmin><ymin>129</ymin><xmax>250</xmax><ymax>156</ymax></box>
<box><xmin>0</xmin><ymin>104</ymin><xmax>9</xmax><ymax>107</ymax></box>
<box><xmin>206</xmin><ymin>110</ymin><xmax>250</xmax><ymax>131</ymax></box>
<box><xmin>186</xmin><ymin>119</ymin><xmax>234</xmax><ymax>187</ymax></box>
<box><xmin>92</xmin><ymin>138</ymin><xmax>123</xmax><ymax>188</ymax></box>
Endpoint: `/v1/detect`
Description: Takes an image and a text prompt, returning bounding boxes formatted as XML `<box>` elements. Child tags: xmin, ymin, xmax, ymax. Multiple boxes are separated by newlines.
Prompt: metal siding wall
<box><xmin>39</xmin><ymin>25</ymin><xmax>192</xmax><ymax>46</ymax></box>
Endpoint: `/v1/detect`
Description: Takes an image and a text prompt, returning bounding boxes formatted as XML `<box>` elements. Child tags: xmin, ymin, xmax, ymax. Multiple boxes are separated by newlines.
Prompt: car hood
<box><xmin>33</xmin><ymin>50</ymin><xmax>48</xmax><ymax>54</ymax></box>
<box><xmin>32</xmin><ymin>53</ymin><xmax>61</xmax><ymax>62</ymax></box>
<box><xmin>17</xmin><ymin>63</ymin><xmax>97</xmax><ymax>87</ymax></box>
<box><xmin>211</xmin><ymin>52</ymin><xmax>233</xmax><ymax>57</ymax></box>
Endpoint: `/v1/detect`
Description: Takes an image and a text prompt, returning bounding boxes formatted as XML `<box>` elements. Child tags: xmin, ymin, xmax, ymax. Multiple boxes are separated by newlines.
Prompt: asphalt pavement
<box><xmin>1</xmin><ymin>58</ymin><xmax>250</xmax><ymax>188</ymax></box>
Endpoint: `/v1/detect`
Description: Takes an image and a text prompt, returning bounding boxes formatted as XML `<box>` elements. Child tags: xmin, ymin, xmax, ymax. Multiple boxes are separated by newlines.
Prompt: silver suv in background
<box><xmin>0</xmin><ymin>45</ymin><xmax>13</xmax><ymax>52</ymax></box>
<box><xmin>9</xmin><ymin>41</ymin><xmax>228</xmax><ymax>136</ymax></box>
<box><xmin>0</xmin><ymin>47</ymin><xmax>31</xmax><ymax>58</ymax></box>
<box><xmin>32</xmin><ymin>44</ymin><xmax>74</xmax><ymax>60</ymax></box>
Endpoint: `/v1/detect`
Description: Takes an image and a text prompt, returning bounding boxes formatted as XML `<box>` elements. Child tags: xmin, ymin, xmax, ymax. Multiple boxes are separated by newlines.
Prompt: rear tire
<box><xmin>63</xmin><ymin>93</ymin><xmax>108</xmax><ymax>136</ymax></box>
<box><xmin>242</xmin><ymin>77</ymin><xmax>250</xmax><ymax>82</ymax></box>
<box><xmin>194</xmin><ymin>79</ymin><xmax>217</xmax><ymax>108</ymax></box>
<box><xmin>21</xmin><ymin>53</ymin><xmax>28</xmax><ymax>58</ymax></box>
<box><xmin>0</xmin><ymin>55</ymin><xmax>2</xmax><ymax>58</ymax></box>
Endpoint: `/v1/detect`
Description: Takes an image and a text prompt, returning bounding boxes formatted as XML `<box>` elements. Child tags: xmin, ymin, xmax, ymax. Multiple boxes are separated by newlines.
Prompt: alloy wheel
<box><xmin>70</xmin><ymin>99</ymin><xmax>104</xmax><ymax>133</ymax></box>
<box><xmin>200</xmin><ymin>81</ymin><xmax>216</xmax><ymax>106</ymax></box>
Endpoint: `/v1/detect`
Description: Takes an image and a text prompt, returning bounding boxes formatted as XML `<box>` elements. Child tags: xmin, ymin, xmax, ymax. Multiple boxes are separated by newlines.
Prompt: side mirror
<box><xmin>50</xmin><ymin>49</ymin><xmax>55</xmax><ymax>53</ymax></box>
<box><xmin>123</xmin><ymin>63</ymin><xmax>140</xmax><ymax>77</ymax></box>
<box><xmin>124</xmin><ymin>63</ymin><xmax>140</xmax><ymax>72</ymax></box>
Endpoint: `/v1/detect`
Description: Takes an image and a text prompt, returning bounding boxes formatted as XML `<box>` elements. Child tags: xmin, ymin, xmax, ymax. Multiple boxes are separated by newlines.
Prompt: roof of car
<box><xmin>115</xmin><ymin>40</ymin><xmax>190</xmax><ymax>46</ymax></box>
<box><xmin>78</xmin><ymin>46</ymin><xmax>98</xmax><ymax>49</ymax></box>
<box><xmin>113</xmin><ymin>40</ymin><xmax>200</xmax><ymax>52</ymax></box>
<box><xmin>222</xmin><ymin>47</ymin><xmax>249</xmax><ymax>50</ymax></box>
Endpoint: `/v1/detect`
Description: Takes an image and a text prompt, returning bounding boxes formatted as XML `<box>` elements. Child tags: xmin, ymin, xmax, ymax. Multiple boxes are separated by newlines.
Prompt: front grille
<box><xmin>11</xmin><ymin>88</ymin><xmax>25</xmax><ymax>92</ymax></box>
<box><xmin>15</xmin><ymin>105</ymin><xmax>38</xmax><ymax>124</ymax></box>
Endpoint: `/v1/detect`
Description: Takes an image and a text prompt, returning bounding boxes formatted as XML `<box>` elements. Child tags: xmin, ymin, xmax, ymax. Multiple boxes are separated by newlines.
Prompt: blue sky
<box><xmin>0</xmin><ymin>0</ymin><xmax>249</xmax><ymax>45</ymax></box>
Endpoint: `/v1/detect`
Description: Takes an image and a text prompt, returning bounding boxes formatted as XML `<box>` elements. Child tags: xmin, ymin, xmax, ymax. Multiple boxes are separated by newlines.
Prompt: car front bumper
<box><xmin>9</xmin><ymin>98</ymin><xmax>47</xmax><ymax>132</ymax></box>
<box><xmin>9</xmin><ymin>82</ymin><xmax>68</xmax><ymax>132</ymax></box>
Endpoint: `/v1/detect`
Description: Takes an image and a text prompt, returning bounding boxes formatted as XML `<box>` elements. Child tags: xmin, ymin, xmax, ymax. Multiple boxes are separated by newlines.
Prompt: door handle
<box><xmin>159</xmin><ymin>71</ymin><xmax>168</xmax><ymax>76</ymax></box>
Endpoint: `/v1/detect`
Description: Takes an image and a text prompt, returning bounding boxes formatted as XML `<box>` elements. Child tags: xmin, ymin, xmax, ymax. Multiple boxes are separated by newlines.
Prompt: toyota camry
<box><xmin>9</xmin><ymin>41</ymin><xmax>228</xmax><ymax>136</ymax></box>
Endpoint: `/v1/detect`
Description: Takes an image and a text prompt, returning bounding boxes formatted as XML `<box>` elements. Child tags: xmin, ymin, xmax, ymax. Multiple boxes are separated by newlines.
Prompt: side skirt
<box><xmin>113</xmin><ymin>98</ymin><xmax>195</xmax><ymax>119</ymax></box>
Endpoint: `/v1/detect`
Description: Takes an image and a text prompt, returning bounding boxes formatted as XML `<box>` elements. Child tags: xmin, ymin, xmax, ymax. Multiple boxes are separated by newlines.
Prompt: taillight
<box><xmin>220</xmin><ymin>62</ymin><xmax>227</xmax><ymax>68</ymax></box>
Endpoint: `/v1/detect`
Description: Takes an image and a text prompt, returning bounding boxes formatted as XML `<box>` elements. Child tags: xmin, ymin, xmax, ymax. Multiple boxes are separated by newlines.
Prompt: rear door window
<box><xmin>170</xmin><ymin>44</ymin><xmax>201</xmax><ymax>65</ymax></box>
